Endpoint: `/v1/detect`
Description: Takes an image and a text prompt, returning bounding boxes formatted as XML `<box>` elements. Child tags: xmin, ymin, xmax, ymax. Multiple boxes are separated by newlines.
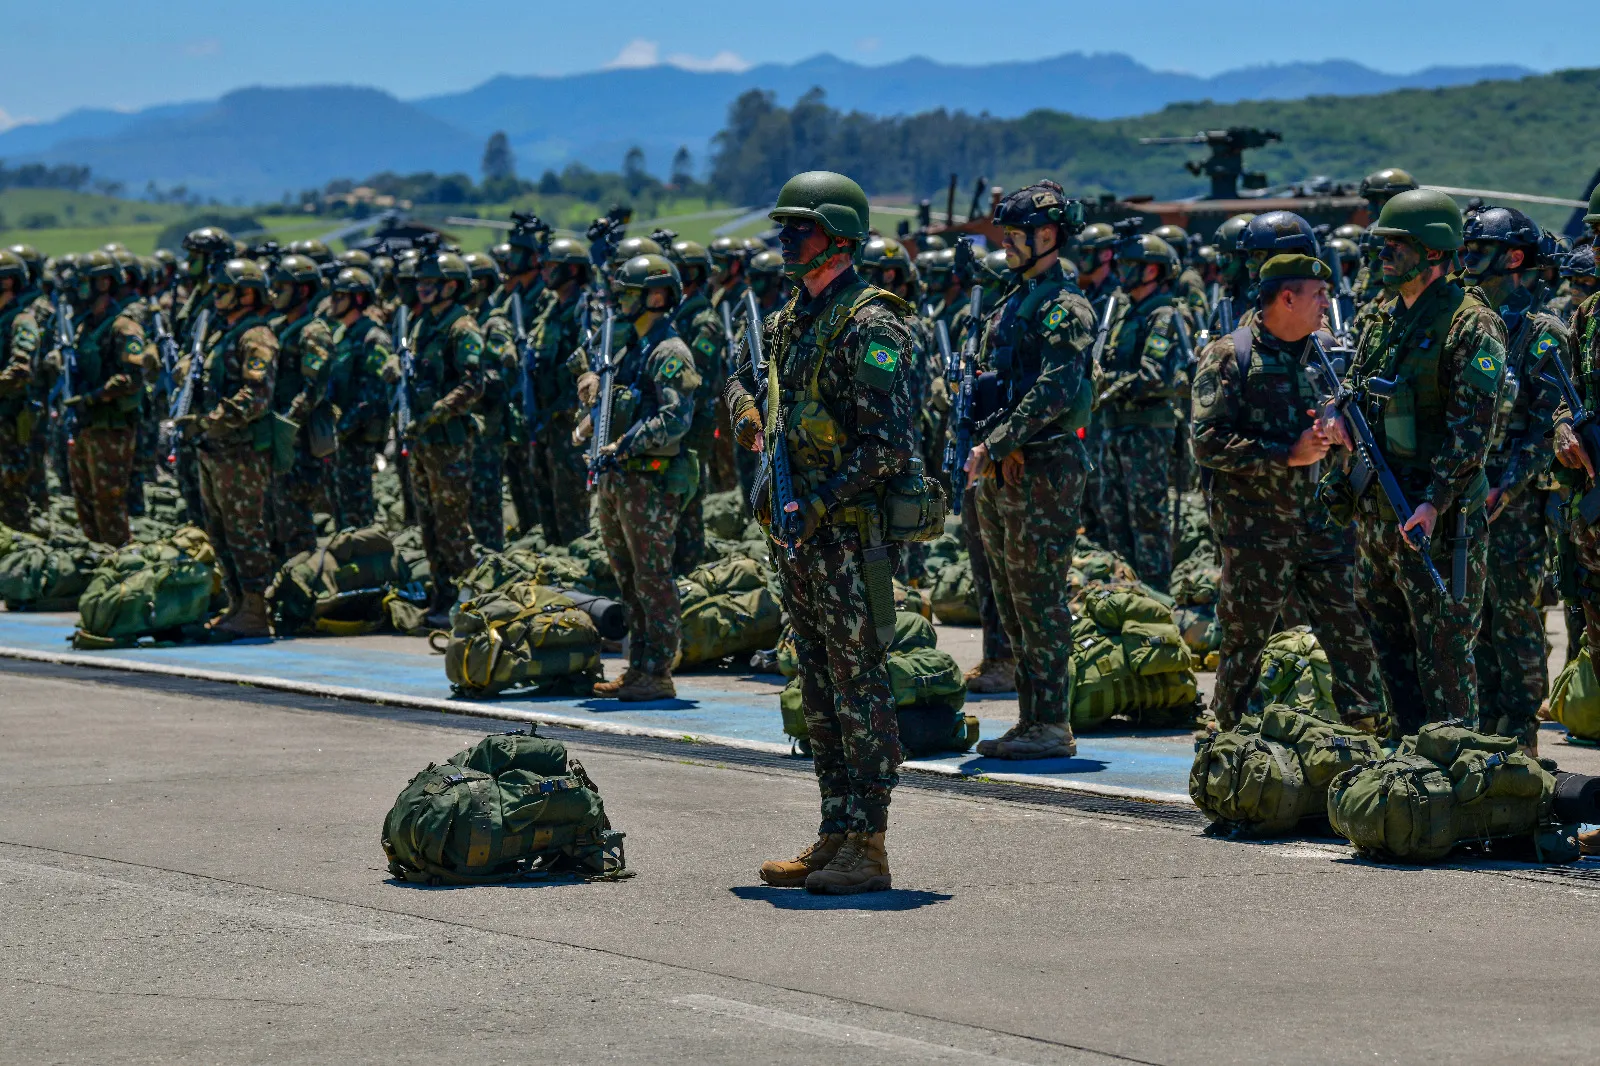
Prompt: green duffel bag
<box><xmin>1255</xmin><ymin>626</ymin><xmax>1338</xmax><ymax>723</ymax></box>
<box><xmin>461</xmin><ymin>549</ymin><xmax>593</xmax><ymax>598</ymax></box>
<box><xmin>445</xmin><ymin>582</ymin><xmax>601</xmax><ymax>696</ymax></box>
<box><xmin>779</xmin><ymin>675</ymin><xmax>978</xmax><ymax>758</ymax></box>
<box><xmin>0</xmin><ymin>531</ymin><xmax>104</xmax><ymax>610</ymax></box>
<box><xmin>267</xmin><ymin>525</ymin><xmax>400</xmax><ymax>634</ymax></box>
<box><xmin>887</xmin><ymin>644</ymin><xmax>966</xmax><ymax>713</ymax></box>
<box><xmin>702</xmin><ymin>489</ymin><xmax>749</xmax><ymax>540</ymax></box>
<box><xmin>1549</xmin><ymin>647</ymin><xmax>1600</xmax><ymax>743</ymax></box>
<box><xmin>73</xmin><ymin>540</ymin><xmax>214</xmax><ymax>647</ymax></box>
<box><xmin>776</xmin><ymin>610</ymin><xmax>932</xmax><ymax>678</ymax></box>
<box><xmin>678</xmin><ymin>585</ymin><xmax>783</xmax><ymax>667</ymax></box>
<box><xmin>382</xmin><ymin>729</ymin><xmax>627</xmax><ymax>885</ymax></box>
<box><xmin>1190</xmin><ymin>705</ymin><xmax>1384</xmax><ymax>837</ymax></box>
<box><xmin>1174</xmin><ymin>604</ymin><xmax>1222</xmax><ymax>656</ymax></box>
<box><xmin>1069</xmin><ymin>616</ymin><xmax>1199</xmax><ymax>730</ymax></box>
<box><xmin>1168</xmin><ymin>545</ymin><xmax>1219</xmax><ymax>607</ymax></box>
<box><xmin>930</xmin><ymin>556</ymin><xmax>980</xmax><ymax>625</ymax></box>
<box><xmin>1327</xmin><ymin>722</ymin><xmax>1576</xmax><ymax>864</ymax></box>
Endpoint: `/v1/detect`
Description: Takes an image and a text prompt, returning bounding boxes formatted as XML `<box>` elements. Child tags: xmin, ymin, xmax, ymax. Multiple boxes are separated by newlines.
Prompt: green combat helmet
<box><xmin>1372</xmin><ymin>189</ymin><xmax>1464</xmax><ymax>251</ymax></box>
<box><xmin>746</xmin><ymin>249</ymin><xmax>786</xmax><ymax>300</ymax></box>
<box><xmin>740</xmin><ymin>236</ymin><xmax>767</xmax><ymax>257</ymax></box>
<box><xmin>1075</xmin><ymin>222</ymin><xmax>1118</xmax><ymax>256</ymax></box>
<box><xmin>609</xmin><ymin>235</ymin><xmax>663</xmax><ymax>268</ymax></box>
<box><xmin>419</xmin><ymin>252</ymin><xmax>472</xmax><ymax>283</ymax></box>
<box><xmin>335</xmin><ymin>249</ymin><xmax>372</xmax><ymax>270</ymax></box>
<box><xmin>331</xmin><ymin>267</ymin><xmax>376</xmax><ymax>296</ymax></box>
<box><xmin>7</xmin><ymin>244</ymin><xmax>43</xmax><ymax>286</ymax></box>
<box><xmin>289</xmin><ymin>239</ymin><xmax>332</xmax><ymax>264</ymax></box>
<box><xmin>212</xmin><ymin>257</ymin><xmax>269</xmax><ymax>291</ymax></box>
<box><xmin>489</xmin><ymin>243</ymin><xmax>513</xmax><ymax>272</ymax></box>
<box><xmin>920</xmin><ymin>233</ymin><xmax>949</xmax><ymax>252</ymax></box>
<box><xmin>545</xmin><ymin>237</ymin><xmax>591</xmax><ymax>267</ymax></box>
<box><xmin>1114</xmin><ymin>233</ymin><xmax>1181</xmax><ymax>287</ymax></box>
<box><xmin>0</xmin><ymin>249</ymin><xmax>27</xmax><ymax>286</ymax></box>
<box><xmin>769</xmin><ymin>170</ymin><xmax>872</xmax><ymax>242</ymax></box>
<box><xmin>1585</xmin><ymin>186</ymin><xmax>1600</xmax><ymax>230</ymax></box>
<box><xmin>859</xmin><ymin>235</ymin><xmax>910</xmax><ymax>275</ymax></box>
<box><xmin>1152</xmin><ymin>224</ymin><xmax>1189</xmax><ymax>263</ymax></box>
<box><xmin>610</xmin><ymin>252</ymin><xmax>682</xmax><ymax>314</ymax></box>
<box><xmin>1213</xmin><ymin>213</ymin><xmax>1257</xmax><ymax>252</ymax></box>
<box><xmin>1359</xmin><ymin>167</ymin><xmax>1419</xmax><ymax>208</ymax></box>
<box><xmin>708</xmin><ymin>236</ymin><xmax>745</xmax><ymax>267</ymax></box>
<box><xmin>1333</xmin><ymin>223</ymin><xmax>1365</xmax><ymax>244</ymax></box>
<box><xmin>667</xmin><ymin>238</ymin><xmax>713</xmax><ymax>285</ymax></box>
<box><xmin>1195</xmin><ymin>244</ymin><xmax>1220</xmax><ymax>268</ymax></box>
<box><xmin>463</xmin><ymin>251</ymin><xmax>500</xmax><ymax>284</ymax></box>
<box><xmin>272</xmin><ymin>253</ymin><xmax>321</xmax><ymax>285</ymax></box>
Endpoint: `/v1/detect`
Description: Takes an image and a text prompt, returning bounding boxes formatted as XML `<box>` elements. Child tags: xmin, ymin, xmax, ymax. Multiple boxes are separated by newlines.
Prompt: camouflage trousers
<box><xmin>1211</xmin><ymin>524</ymin><xmax>1384</xmax><ymax>730</ymax></box>
<box><xmin>962</xmin><ymin>483</ymin><xmax>1013</xmax><ymax>663</ymax></box>
<box><xmin>0</xmin><ymin>413</ymin><xmax>35</xmax><ymax>531</ymax></box>
<box><xmin>1562</xmin><ymin>498</ymin><xmax>1600</xmax><ymax>663</ymax></box>
<box><xmin>410</xmin><ymin>438</ymin><xmax>478</xmax><ymax>594</ymax></box>
<box><xmin>533</xmin><ymin>419</ymin><xmax>591</xmax><ymax>546</ymax></box>
<box><xmin>1097</xmin><ymin>424</ymin><xmax>1174</xmax><ymax>590</ymax></box>
<box><xmin>68</xmin><ymin>423</ymin><xmax>136</xmax><ymax>546</ymax></box>
<box><xmin>469</xmin><ymin>429</ymin><xmax>505</xmax><ymax>551</ymax></box>
<box><xmin>504</xmin><ymin>438</ymin><xmax>539</xmax><ymax>537</ymax></box>
<box><xmin>673</xmin><ymin>454</ymin><xmax>710</xmax><ymax>576</ymax></box>
<box><xmin>332</xmin><ymin>441</ymin><xmax>378</xmax><ymax>530</ymax></box>
<box><xmin>775</xmin><ymin>523</ymin><xmax>903</xmax><ymax>835</ymax></box>
<box><xmin>175</xmin><ymin>440</ymin><xmax>206</xmax><ymax>530</ymax></box>
<box><xmin>270</xmin><ymin>450</ymin><xmax>326</xmax><ymax>559</ymax></box>
<box><xmin>707</xmin><ymin>404</ymin><xmax>739</xmax><ymax>494</ymax></box>
<box><xmin>198</xmin><ymin>439</ymin><xmax>274</xmax><ymax>597</ymax></box>
<box><xmin>1475</xmin><ymin>488</ymin><xmax>1548</xmax><ymax>745</ymax></box>
<box><xmin>976</xmin><ymin>455</ymin><xmax>1084</xmax><ymax>725</ymax></box>
<box><xmin>594</xmin><ymin>468</ymin><xmax>681</xmax><ymax>675</ymax></box>
<box><xmin>1357</xmin><ymin>506</ymin><xmax>1488</xmax><ymax>736</ymax></box>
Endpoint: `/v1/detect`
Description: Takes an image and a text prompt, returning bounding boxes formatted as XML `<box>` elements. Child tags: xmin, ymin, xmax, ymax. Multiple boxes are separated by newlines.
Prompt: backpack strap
<box><xmin>1229</xmin><ymin>324</ymin><xmax>1253</xmax><ymax>380</ymax></box>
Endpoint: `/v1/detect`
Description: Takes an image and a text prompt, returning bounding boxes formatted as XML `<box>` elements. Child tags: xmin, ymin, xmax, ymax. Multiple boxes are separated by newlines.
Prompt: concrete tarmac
<box><xmin>3</xmin><ymin>659</ymin><xmax>1599</xmax><ymax>1065</ymax></box>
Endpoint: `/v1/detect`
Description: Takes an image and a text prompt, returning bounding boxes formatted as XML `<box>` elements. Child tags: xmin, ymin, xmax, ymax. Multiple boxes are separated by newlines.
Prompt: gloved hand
<box><xmin>572</xmin><ymin>412</ymin><xmax>593</xmax><ymax>448</ymax></box>
<box><xmin>380</xmin><ymin>358</ymin><xmax>402</xmax><ymax>386</ymax></box>
<box><xmin>577</xmin><ymin>371</ymin><xmax>601</xmax><ymax>408</ymax></box>
<box><xmin>731</xmin><ymin>395</ymin><xmax>764</xmax><ymax>451</ymax></box>
<box><xmin>173</xmin><ymin>413</ymin><xmax>202</xmax><ymax>441</ymax></box>
<box><xmin>928</xmin><ymin>376</ymin><xmax>951</xmax><ymax>412</ymax></box>
<box><xmin>780</xmin><ymin>494</ymin><xmax>826</xmax><ymax>545</ymax></box>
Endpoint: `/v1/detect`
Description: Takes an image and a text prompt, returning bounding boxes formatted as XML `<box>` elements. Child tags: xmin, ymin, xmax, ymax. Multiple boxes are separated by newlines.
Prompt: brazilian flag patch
<box><xmin>1461</xmin><ymin>338</ymin><xmax>1505</xmax><ymax>395</ymax></box>
<box><xmin>1146</xmin><ymin>334</ymin><xmax>1171</xmax><ymax>356</ymax></box>
<box><xmin>866</xmin><ymin>341</ymin><xmax>899</xmax><ymax>373</ymax></box>
<box><xmin>694</xmin><ymin>336</ymin><xmax>716</xmax><ymax>358</ymax></box>
<box><xmin>660</xmin><ymin>352</ymin><xmax>685</xmax><ymax>379</ymax></box>
<box><xmin>1044</xmin><ymin>306</ymin><xmax>1066</xmax><ymax>330</ymax></box>
<box><xmin>856</xmin><ymin>337</ymin><xmax>900</xmax><ymax>391</ymax></box>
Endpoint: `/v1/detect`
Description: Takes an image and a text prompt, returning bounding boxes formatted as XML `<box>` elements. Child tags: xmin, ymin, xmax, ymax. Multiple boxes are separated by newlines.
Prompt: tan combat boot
<box><xmin>210</xmin><ymin>592</ymin><xmax>271</xmax><ymax>639</ymax></box>
<box><xmin>759</xmin><ymin>834</ymin><xmax>845</xmax><ymax>887</ymax></box>
<box><xmin>964</xmin><ymin>658</ymin><xmax>1016</xmax><ymax>694</ymax></box>
<box><xmin>990</xmin><ymin>721</ymin><xmax>1077</xmax><ymax>760</ymax></box>
<box><xmin>591</xmin><ymin>668</ymin><xmax>640</xmax><ymax>698</ymax></box>
<box><xmin>1580</xmin><ymin>829</ymin><xmax>1600</xmax><ymax>857</ymax></box>
<box><xmin>615</xmin><ymin>672</ymin><xmax>676</xmax><ymax>702</ymax></box>
<box><xmin>804</xmin><ymin>831</ymin><xmax>891</xmax><ymax>895</ymax></box>
<box><xmin>975</xmin><ymin>721</ymin><xmax>1026</xmax><ymax>758</ymax></box>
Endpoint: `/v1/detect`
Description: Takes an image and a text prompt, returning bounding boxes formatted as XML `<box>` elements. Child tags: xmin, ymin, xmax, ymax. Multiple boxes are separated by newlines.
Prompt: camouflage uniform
<box><xmin>671</xmin><ymin>288</ymin><xmax>715</xmax><ymax>573</ymax></box>
<box><xmin>1474</xmin><ymin>284</ymin><xmax>1567</xmax><ymax>745</ymax></box>
<box><xmin>69</xmin><ymin>297</ymin><xmax>154</xmax><ymax>546</ymax></box>
<box><xmin>1094</xmin><ymin>288</ymin><xmax>1185</xmax><ymax>589</ymax></box>
<box><xmin>270</xmin><ymin>308</ymin><xmax>334</xmax><ymax>557</ymax></box>
<box><xmin>399</xmin><ymin>301</ymin><xmax>485</xmax><ymax>602</ymax></box>
<box><xmin>973</xmin><ymin>261</ymin><xmax>1096</xmax><ymax>733</ymax></box>
<box><xmin>472</xmin><ymin>298</ymin><xmax>516</xmax><ymax>550</ymax></box>
<box><xmin>582</xmin><ymin>318</ymin><xmax>700</xmax><ymax>674</ymax></box>
<box><xmin>524</xmin><ymin>290</ymin><xmax>592</xmax><ymax>545</ymax></box>
<box><xmin>1346</xmin><ymin>278</ymin><xmax>1508</xmax><ymax>733</ymax></box>
<box><xmin>1192</xmin><ymin>318</ymin><xmax>1383</xmax><ymax>729</ymax></box>
<box><xmin>0</xmin><ymin>292</ymin><xmax>42</xmax><ymax>531</ymax></box>
<box><xmin>195</xmin><ymin>312</ymin><xmax>279</xmax><ymax>599</ymax></box>
<box><xmin>327</xmin><ymin>311</ymin><xmax>392</xmax><ymax>529</ymax></box>
<box><xmin>691</xmin><ymin>281</ymin><xmax>747</xmax><ymax>494</ymax></box>
<box><xmin>1556</xmin><ymin>291</ymin><xmax>1600</xmax><ymax>659</ymax></box>
<box><xmin>726</xmin><ymin>269</ymin><xmax>915</xmax><ymax>835</ymax></box>
<box><xmin>487</xmin><ymin>278</ymin><xmax>548</xmax><ymax>537</ymax></box>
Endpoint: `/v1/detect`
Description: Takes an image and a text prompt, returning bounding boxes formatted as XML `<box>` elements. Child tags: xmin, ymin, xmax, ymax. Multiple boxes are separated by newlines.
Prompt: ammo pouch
<box><xmin>855</xmin><ymin>517</ymin><xmax>898</xmax><ymax>648</ymax></box>
<box><xmin>308</xmin><ymin>402</ymin><xmax>339</xmax><ymax>459</ymax></box>
<box><xmin>883</xmin><ymin>458</ymin><xmax>947</xmax><ymax>543</ymax></box>
<box><xmin>621</xmin><ymin>447</ymin><xmax>699</xmax><ymax>506</ymax></box>
<box><xmin>269</xmin><ymin>412</ymin><xmax>299</xmax><ymax>474</ymax></box>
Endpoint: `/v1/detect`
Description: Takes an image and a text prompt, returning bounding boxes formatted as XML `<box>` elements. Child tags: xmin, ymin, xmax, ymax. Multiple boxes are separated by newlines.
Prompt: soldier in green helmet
<box><xmin>383</xmin><ymin>251</ymin><xmax>485</xmax><ymax>627</ymax></box>
<box><xmin>62</xmin><ymin>250</ymin><xmax>155</xmax><ymax>546</ymax></box>
<box><xmin>173</xmin><ymin>258</ymin><xmax>281</xmax><ymax>638</ymax></box>
<box><xmin>267</xmin><ymin>253</ymin><xmax>336</xmax><ymax>560</ymax></box>
<box><xmin>1153</xmin><ymin>223</ymin><xmax>1207</xmax><ymax>320</ymax></box>
<box><xmin>484</xmin><ymin>214</ymin><xmax>552</xmax><ymax>539</ymax></box>
<box><xmin>0</xmin><ymin>249</ymin><xmax>45</xmax><ymax>531</ymax></box>
<box><xmin>725</xmin><ymin>171</ymin><xmax>922</xmax><ymax>895</ymax></box>
<box><xmin>1211</xmin><ymin>213</ymin><xmax>1255</xmax><ymax>328</ymax></box>
<box><xmin>1326</xmin><ymin>188</ymin><xmax>1508</xmax><ymax>734</ymax></box>
<box><xmin>1093</xmin><ymin>231</ymin><xmax>1187</xmax><ymax>591</ymax></box>
<box><xmin>171</xmin><ymin>226</ymin><xmax>236</xmax><ymax>524</ymax></box>
<box><xmin>322</xmin><ymin>267</ymin><xmax>392</xmax><ymax>529</ymax></box>
<box><xmin>572</xmin><ymin>253</ymin><xmax>699</xmax><ymax>700</ymax></box>
<box><xmin>462</xmin><ymin>250</ymin><xmax>511</xmax><ymax>550</ymax></box>
<box><xmin>963</xmin><ymin>180</ymin><xmax>1097</xmax><ymax>758</ymax></box>
<box><xmin>1074</xmin><ymin>222</ymin><xmax>1119</xmax><ymax>306</ymax></box>
<box><xmin>1353</xmin><ymin>167</ymin><xmax>1420</xmax><ymax>307</ymax></box>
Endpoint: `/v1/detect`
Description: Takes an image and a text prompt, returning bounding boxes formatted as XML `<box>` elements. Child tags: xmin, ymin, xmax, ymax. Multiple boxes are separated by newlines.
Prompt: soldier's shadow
<box><xmin>949</xmin><ymin>756</ymin><xmax>1109</xmax><ymax>775</ymax></box>
<box><xmin>574</xmin><ymin>697</ymin><xmax>700</xmax><ymax>712</ymax></box>
<box><xmin>729</xmin><ymin>886</ymin><xmax>952</xmax><ymax>911</ymax></box>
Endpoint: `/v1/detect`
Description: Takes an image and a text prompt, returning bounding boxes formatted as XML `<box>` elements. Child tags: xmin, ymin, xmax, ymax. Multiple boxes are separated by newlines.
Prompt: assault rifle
<box><xmin>163</xmin><ymin>308</ymin><xmax>209</xmax><ymax>462</ymax></box>
<box><xmin>510</xmin><ymin>293</ymin><xmax>538</xmax><ymax>432</ymax></box>
<box><xmin>1326</xmin><ymin>243</ymin><xmax>1356</xmax><ymax>345</ymax></box>
<box><xmin>1539</xmin><ymin>344</ymin><xmax>1600</xmax><ymax>524</ymax></box>
<box><xmin>1086</xmin><ymin>294</ymin><xmax>1123</xmax><ymax>405</ymax></box>
<box><xmin>943</xmin><ymin>284</ymin><xmax>983</xmax><ymax>513</ymax></box>
<box><xmin>743</xmin><ymin>288</ymin><xmax>766</xmax><ymax>377</ymax></box>
<box><xmin>48</xmin><ymin>297</ymin><xmax>79</xmax><ymax>447</ymax></box>
<box><xmin>1199</xmin><ymin>282</ymin><xmax>1223</xmax><ymax>345</ymax></box>
<box><xmin>392</xmin><ymin>304</ymin><xmax>414</xmax><ymax>456</ymax></box>
<box><xmin>740</xmin><ymin>287</ymin><xmax>799</xmax><ymax>548</ymax></box>
<box><xmin>718</xmin><ymin>298</ymin><xmax>737</xmax><ymax>375</ymax></box>
<box><xmin>586</xmin><ymin>303</ymin><xmax>617</xmax><ymax>490</ymax></box>
<box><xmin>150</xmin><ymin>305</ymin><xmax>180</xmax><ymax>398</ymax></box>
<box><xmin>586</xmin><ymin>204</ymin><xmax>632</xmax><ymax>270</ymax></box>
<box><xmin>1307</xmin><ymin>335</ymin><xmax>1448</xmax><ymax>598</ymax></box>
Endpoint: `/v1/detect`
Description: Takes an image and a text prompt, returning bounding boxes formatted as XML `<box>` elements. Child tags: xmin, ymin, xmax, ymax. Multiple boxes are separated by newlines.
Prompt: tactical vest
<box><xmin>200</xmin><ymin>313</ymin><xmax>274</xmax><ymax>446</ymax></box>
<box><xmin>1581</xmin><ymin>294</ymin><xmax>1600</xmax><ymax>412</ymax></box>
<box><xmin>1487</xmin><ymin>303</ymin><xmax>1560</xmax><ymax>461</ymax></box>
<box><xmin>273</xmin><ymin>311</ymin><xmax>318</xmax><ymax>412</ymax></box>
<box><xmin>0</xmin><ymin>303</ymin><xmax>36</xmax><ymax>424</ymax></box>
<box><xmin>979</xmin><ymin>273</ymin><xmax>1093</xmax><ymax>443</ymax></box>
<box><xmin>76</xmin><ymin>304</ymin><xmax>142</xmax><ymax>428</ymax></box>
<box><xmin>1227</xmin><ymin>324</ymin><xmax>1322</xmax><ymax>449</ymax></box>
<box><xmin>1367</xmin><ymin>282</ymin><xmax>1492</xmax><ymax>511</ymax></box>
<box><xmin>409</xmin><ymin>303</ymin><xmax>472</xmax><ymax>415</ymax></box>
<box><xmin>1102</xmin><ymin>291</ymin><xmax>1181</xmax><ymax>428</ymax></box>
<box><xmin>612</xmin><ymin>319</ymin><xmax>680</xmax><ymax>458</ymax></box>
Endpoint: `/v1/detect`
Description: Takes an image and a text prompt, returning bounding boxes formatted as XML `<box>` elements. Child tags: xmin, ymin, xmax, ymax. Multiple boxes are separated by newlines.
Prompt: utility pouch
<box><xmin>666</xmin><ymin>448</ymin><xmax>700</xmax><ymax>507</ymax></box>
<box><xmin>1063</xmin><ymin>375</ymin><xmax>1093</xmax><ymax>435</ymax></box>
<box><xmin>1452</xmin><ymin>507</ymin><xmax>1469</xmax><ymax>604</ymax></box>
<box><xmin>270</xmin><ymin>412</ymin><xmax>298</xmax><ymax>473</ymax></box>
<box><xmin>308</xmin><ymin>402</ymin><xmax>339</xmax><ymax>459</ymax></box>
<box><xmin>1381</xmin><ymin>380</ymin><xmax>1418</xmax><ymax>459</ymax></box>
<box><xmin>1316</xmin><ymin>465</ymin><xmax>1357</xmax><ymax>526</ymax></box>
<box><xmin>859</xmin><ymin>523</ymin><xmax>898</xmax><ymax>648</ymax></box>
<box><xmin>883</xmin><ymin>457</ymin><xmax>948</xmax><ymax>542</ymax></box>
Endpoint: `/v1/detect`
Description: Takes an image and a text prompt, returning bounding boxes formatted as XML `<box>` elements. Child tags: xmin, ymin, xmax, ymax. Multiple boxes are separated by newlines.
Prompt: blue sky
<box><xmin>0</xmin><ymin>0</ymin><xmax>1588</xmax><ymax>127</ymax></box>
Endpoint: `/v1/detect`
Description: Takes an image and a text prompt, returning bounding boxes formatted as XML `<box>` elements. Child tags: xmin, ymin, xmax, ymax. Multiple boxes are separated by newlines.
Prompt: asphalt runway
<box><xmin>3</xmin><ymin>658</ymin><xmax>1598</xmax><ymax>1065</ymax></box>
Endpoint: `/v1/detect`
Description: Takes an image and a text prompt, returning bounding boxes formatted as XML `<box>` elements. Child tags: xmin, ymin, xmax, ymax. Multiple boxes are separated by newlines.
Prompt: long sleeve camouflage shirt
<box><xmin>978</xmin><ymin>262</ymin><xmax>1096</xmax><ymax>459</ymax></box>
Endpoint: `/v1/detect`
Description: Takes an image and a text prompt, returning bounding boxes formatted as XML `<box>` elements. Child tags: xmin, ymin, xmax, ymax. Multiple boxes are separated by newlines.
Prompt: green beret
<box><xmin>1259</xmin><ymin>253</ymin><xmax>1331</xmax><ymax>282</ymax></box>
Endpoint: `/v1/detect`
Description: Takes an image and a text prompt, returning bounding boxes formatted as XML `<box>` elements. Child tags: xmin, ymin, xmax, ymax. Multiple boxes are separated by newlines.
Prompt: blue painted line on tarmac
<box><xmin>0</xmin><ymin>612</ymin><xmax>1195</xmax><ymax>799</ymax></box>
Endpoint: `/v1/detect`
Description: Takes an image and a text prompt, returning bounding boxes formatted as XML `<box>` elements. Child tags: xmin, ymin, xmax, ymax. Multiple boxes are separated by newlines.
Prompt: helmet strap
<box><xmin>783</xmin><ymin>239</ymin><xmax>848</xmax><ymax>283</ymax></box>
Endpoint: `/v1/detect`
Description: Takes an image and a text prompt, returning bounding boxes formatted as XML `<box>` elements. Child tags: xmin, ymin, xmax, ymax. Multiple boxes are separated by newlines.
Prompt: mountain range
<box><xmin>0</xmin><ymin>52</ymin><xmax>1535</xmax><ymax>203</ymax></box>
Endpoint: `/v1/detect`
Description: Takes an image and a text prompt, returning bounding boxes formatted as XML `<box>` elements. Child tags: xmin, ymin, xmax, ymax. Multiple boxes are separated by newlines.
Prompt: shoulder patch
<box><xmin>1044</xmin><ymin>305</ymin><xmax>1066</xmax><ymax>330</ymax></box>
<box><xmin>245</xmin><ymin>353</ymin><xmax>270</xmax><ymax>377</ymax></box>
<box><xmin>660</xmin><ymin>352</ymin><xmax>685</xmax><ymax>379</ymax></box>
<box><xmin>1461</xmin><ymin>335</ymin><xmax>1506</xmax><ymax>395</ymax></box>
<box><xmin>1193</xmin><ymin>369</ymin><xmax>1220</xmax><ymax>412</ymax></box>
<box><xmin>1146</xmin><ymin>333</ymin><xmax>1172</xmax><ymax>356</ymax></box>
<box><xmin>855</xmin><ymin>330</ymin><xmax>903</xmax><ymax>393</ymax></box>
<box><xmin>865</xmin><ymin>341</ymin><xmax>899</xmax><ymax>373</ymax></box>
<box><xmin>693</xmin><ymin>335</ymin><xmax>717</xmax><ymax>359</ymax></box>
<box><xmin>457</xmin><ymin>329</ymin><xmax>483</xmax><ymax>363</ymax></box>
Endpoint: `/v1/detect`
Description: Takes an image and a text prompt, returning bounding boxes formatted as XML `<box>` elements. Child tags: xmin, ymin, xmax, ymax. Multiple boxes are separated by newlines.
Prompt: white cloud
<box><xmin>667</xmin><ymin>50</ymin><xmax>750</xmax><ymax>73</ymax></box>
<box><xmin>0</xmin><ymin>107</ymin><xmax>18</xmax><ymax>132</ymax></box>
<box><xmin>605</xmin><ymin>39</ymin><xmax>660</xmax><ymax>69</ymax></box>
<box><xmin>603</xmin><ymin>38</ymin><xmax>750</xmax><ymax>73</ymax></box>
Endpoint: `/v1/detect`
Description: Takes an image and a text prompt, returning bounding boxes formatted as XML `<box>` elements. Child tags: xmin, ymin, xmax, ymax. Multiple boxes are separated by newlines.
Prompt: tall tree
<box><xmin>481</xmin><ymin>131</ymin><xmax>515</xmax><ymax>183</ymax></box>
<box><xmin>670</xmin><ymin>146</ymin><xmax>694</xmax><ymax>188</ymax></box>
<box><xmin>623</xmin><ymin>146</ymin><xmax>649</xmax><ymax>197</ymax></box>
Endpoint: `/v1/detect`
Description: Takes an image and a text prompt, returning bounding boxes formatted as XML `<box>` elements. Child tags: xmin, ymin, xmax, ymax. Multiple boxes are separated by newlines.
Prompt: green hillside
<box><xmin>709</xmin><ymin>68</ymin><xmax>1600</xmax><ymax>231</ymax></box>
